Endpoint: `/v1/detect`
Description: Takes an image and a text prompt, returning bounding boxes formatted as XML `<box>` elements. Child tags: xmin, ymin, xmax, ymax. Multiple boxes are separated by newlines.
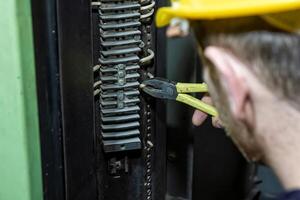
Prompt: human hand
<box><xmin>192</xmin><ymin>96</ymin><xmax>223</xmax><ymax>128</ymax></box>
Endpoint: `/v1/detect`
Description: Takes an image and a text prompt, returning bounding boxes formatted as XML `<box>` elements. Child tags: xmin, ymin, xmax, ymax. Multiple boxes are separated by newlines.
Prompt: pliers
<box><xmin>140</xmin><ymin>77</ymin><xmax>218</xmax><ymax>117</ymax></box>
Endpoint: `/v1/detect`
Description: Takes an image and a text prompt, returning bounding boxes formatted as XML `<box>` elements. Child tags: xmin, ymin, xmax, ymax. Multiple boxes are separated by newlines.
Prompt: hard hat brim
<box><xmin>156</xmin><ymin>1</ymin><xmax>300</xmax><ymax>27</ymax></box>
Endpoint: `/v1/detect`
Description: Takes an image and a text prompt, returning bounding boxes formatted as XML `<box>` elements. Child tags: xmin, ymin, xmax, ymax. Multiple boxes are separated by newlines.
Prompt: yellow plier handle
<box><xmin>176</xmin><ymin>94</ymin><xmax>218</xmax><ymax>117</ymax></box>
<box><xmin>176</xmin><ymin>82</ymin><xmax>209</xmax><ymax>93</ymax></box>
<box><xmin>175</xmin><ymin>82</ymin><xmax>218</xmax><ymax>117</ymax></box>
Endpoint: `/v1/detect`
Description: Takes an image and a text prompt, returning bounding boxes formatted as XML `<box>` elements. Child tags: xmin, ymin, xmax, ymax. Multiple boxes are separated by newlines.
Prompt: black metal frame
<box><xmin>32</xmin><ymin>0</ymin><xmax>98</xmax><ymax>199</ymax></box>
<box><xmin>31</xmin><ymin>0</ymin><xmax>65</xmax><ymax>199</ymax></box>
<box><xmin>56</xmin><ymin>0</ymin><xmax>98</xmax><ymax>199</ymax></box>
<box><xmin>32</xmin><ymin>0</ymin><xmax>167</xmax><ymax>199</ymax></box>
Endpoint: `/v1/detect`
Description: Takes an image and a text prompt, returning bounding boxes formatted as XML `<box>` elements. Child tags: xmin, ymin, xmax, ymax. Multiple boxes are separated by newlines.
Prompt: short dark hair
<box><xmin>193</xmin><ymin>17</ymin><xmax>300</xmax><ymax>107</ymax></box>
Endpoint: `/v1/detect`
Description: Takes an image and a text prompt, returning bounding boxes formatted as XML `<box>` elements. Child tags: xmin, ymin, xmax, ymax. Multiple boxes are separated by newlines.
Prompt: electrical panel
<box><xmin>33</xmin><ymin>0</ymin><xmax>255</xmax><ymax>199</ymax></box>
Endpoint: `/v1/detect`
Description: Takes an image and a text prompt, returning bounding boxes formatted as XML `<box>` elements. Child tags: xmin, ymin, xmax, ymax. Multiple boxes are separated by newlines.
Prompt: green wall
<box><xmin>0</xmin><ymin>0</ymin><xmax>42</xmax><ymax>199</ymax></box>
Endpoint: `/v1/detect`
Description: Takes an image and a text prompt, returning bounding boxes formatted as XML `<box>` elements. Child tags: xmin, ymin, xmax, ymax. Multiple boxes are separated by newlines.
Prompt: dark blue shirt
<box><xmin>278</xmin><ymin>190</ymin><xmax>300</xmax><ymax>200</ymax></box>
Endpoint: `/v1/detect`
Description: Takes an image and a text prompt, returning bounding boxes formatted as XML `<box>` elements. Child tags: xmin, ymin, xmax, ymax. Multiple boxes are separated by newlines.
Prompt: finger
<box><xmin>212</xmin><ymin>117</ymin><xmax>223</xmax><ymax>128</ymax></box>
<box><xmin>192</xmin><ymin>96</ymin><xmax>212</xmax><ymax>126</ymax></box>
<box><xmin>201</xmin><ymin>95</ymin><xmax>213</xmax><ymax>104</ymax></box>
<box><xmin>192</xmin><ymin>109</ymin><xmax>208</xmax><ymax>126</ymax></box>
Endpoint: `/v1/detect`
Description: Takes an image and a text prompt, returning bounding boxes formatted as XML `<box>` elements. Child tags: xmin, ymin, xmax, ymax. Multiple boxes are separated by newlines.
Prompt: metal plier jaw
<box><xmin>141</xmin><ymin>78</ymin><xmax>178</xmax><ymax>100</ymax></box>
<box><xmin>141</xmin><ymin>77</ymin><xmax>218</xmax><ymax>117</ymax></box>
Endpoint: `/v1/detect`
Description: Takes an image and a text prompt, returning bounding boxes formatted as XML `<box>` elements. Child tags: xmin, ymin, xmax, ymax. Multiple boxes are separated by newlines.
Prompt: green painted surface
<box><xmin>0</xmin><ymin>0</ymin><xmax>43</xmax><ymax>199</ymax></box>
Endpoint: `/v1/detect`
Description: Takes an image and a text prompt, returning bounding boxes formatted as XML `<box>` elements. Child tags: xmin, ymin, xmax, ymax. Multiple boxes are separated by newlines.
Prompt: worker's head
<box><xmin>156</xmin><ymin>1</ymin><xmax>300</xmax><ymax>163</ymax></box>
<box><xmin>193</xmin><ymin>16</ymin><xmax>300</xmax><ymax>162</ymax></box>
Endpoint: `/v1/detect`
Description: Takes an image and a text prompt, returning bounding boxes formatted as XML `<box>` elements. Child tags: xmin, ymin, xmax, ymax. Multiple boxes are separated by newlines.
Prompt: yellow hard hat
<box><xmin>156</xmin><ymin>0</ymin><xmax>300</xmax><ymax>33</ymax></box>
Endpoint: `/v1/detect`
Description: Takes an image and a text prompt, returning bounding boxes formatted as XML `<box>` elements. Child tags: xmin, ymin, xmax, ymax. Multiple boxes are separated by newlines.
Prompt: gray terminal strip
<box><xmin>98</xmin><ymin>0</ymin><xmax>142</xmax><ymax>153</ymax></box>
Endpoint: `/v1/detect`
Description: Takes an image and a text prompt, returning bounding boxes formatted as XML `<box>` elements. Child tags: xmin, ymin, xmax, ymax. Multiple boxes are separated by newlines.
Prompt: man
<box><xmin>156</xmin><ymin>0</ymin><xmax>300</xmax><ymax>199</ymax></box>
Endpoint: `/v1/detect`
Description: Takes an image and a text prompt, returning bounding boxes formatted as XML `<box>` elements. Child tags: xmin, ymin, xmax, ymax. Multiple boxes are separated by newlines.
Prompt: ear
<box><xmin>204</xmin><ymin>46</ymin><xmax>253</xmax><ymax>123</ymax></box>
